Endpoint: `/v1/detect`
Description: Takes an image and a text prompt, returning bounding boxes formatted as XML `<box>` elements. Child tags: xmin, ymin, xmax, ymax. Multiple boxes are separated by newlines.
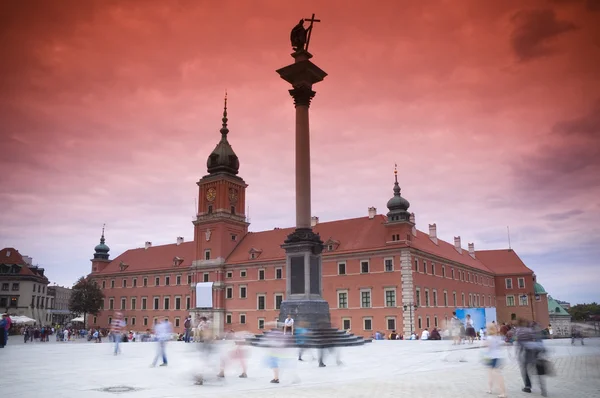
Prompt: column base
<box><xmin>278</xmin><ymin>299</ymin><xmax>331</xmax><ymax>329</ymax></box>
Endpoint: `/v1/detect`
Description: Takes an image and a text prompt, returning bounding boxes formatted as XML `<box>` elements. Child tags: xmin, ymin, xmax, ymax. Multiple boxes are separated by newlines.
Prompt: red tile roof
<box><xmin>95</xmin><ymin>241</ymin><xmax>196</xmax><ymax>275</ymax></box>
<box><xmin>410</xmin><ymin>230</ymin><xmax>493</xmax><ymax>273</ymax></box>
<box><xmin>93</xmin><ymin>217</ymin><xmax>529</xmax><ymax>277</ymax></box>
<box><xmin>227</xmin><ymin>216</ymin><xmax>391</xmax><ymax>264</ymax></box>
<box><xmin>227</xmin><ymin>215</ymin><xmax>493</xmax><ymax>273</ymax></box>
<box><xmin>474</xmin><ymin>249</ymin><xmax>533</xmax><ymax>276</ymax></box>
<box><xmin>0</xmin><ymin>247</ymin><xmax>26</xmax><ymax>265</ymax></box>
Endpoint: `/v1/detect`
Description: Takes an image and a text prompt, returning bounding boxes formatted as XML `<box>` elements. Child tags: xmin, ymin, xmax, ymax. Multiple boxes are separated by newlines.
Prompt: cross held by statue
<box><xmin>304</xmin><ymin>13</ymin><xmax>321</xmax><ymax>52</ymax></box>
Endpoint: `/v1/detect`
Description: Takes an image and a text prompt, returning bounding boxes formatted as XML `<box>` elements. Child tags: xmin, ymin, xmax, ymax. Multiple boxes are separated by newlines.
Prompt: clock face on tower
<box><xmin>206</xmin><ymin>187</ymin><xmax>216</xmax><ymax>202</ymax></box>
<box><xmin>229</xmin><ymin>188</ymin><xmax>238</xmax><ymax>202</ymax></box>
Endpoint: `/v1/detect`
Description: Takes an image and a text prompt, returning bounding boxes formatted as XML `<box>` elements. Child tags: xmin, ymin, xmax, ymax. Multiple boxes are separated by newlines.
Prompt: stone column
<box><xmin>276</xmin><ymin>50</ymin><xmax>329</xmax><ymax>329</ymax></box>
<box><xmin>291</xmin><ymin>86</ymin><xmax>315</xmax><ymax>229</ymax></box>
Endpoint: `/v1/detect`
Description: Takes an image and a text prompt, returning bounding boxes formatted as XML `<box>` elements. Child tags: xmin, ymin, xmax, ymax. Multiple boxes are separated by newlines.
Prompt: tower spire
<box><xmin>206</xmin><ymin>93</ymin><xmax>240</xmax><ymax>175</ymax></box>
<box><xmin>393</xmin><ymin>163</ymin><xmax>400</xmax><ymax>196</ymax></box>
<box><xmin>100</xmin><ymin>223</ymin><xmax>106</xmax><ymax>244</ymax></box>
<box><xmin>220</xmin><ymin>91</ymin><xmax>229</xmax><ymax>137</ymax></box>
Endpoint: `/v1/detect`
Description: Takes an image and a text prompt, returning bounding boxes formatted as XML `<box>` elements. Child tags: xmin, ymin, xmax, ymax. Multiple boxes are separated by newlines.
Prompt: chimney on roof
<box><xmin>176</xmin><ymin>237</ymin><xmax>184</xmax><ymax>246</ymax></box>
<box><xmin>454</xmin><ymin>236</ymin><xmax>462</xmax><ymax>254</ymax></box>
<box><xmin>368</xmin><ymin>207</ymin><xmax>377</xmax><ymax>219</ymax></box>
<box><xmin>22</xmin><ymin>255</ymin><xmax>33</xmax><ymax>265</ymax></box>
<box><xmin>429</xmin><ymin>223</ymin><xmax>438</xmax><ymax>244</ymax></box>
<box><xmin>145</xmin><ymin>241</ymin><xmax>152</xmax><ymax>250</ymax></box>
<box><xmin>468</xmin><ymin>242</ymin><xmax>475</xmax><ymax>258</ymax></box>
<box><xmin>311</xmin><ymin>216</ymin><xmax>319</xmax><ymax>227</ymax></box>
<box><xmin>410</xmin><ymin>213</ymin><xmax>417</xmax><ymax>236</ymax></box>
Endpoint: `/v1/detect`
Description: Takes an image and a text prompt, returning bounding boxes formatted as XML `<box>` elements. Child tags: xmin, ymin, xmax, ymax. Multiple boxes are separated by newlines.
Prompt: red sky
<box><xmin>1</xmin><ymin>0</ymin><xmax>599</xmax><ymax>303</ymax></box>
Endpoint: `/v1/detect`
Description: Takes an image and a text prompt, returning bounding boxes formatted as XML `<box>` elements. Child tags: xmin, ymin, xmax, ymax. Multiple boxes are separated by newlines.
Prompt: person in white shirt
<box><xmin>484</xmin><ymin>323</ymin><xmax>506</xmax><ymax>397</ymax></box>
<box><xmin>151</xmin><ymin>318</ymin><xmax>173</xmax><ymax>367</ymax></box>
<box><xmin>283</xmin><ymin>315</ymin><xmax>294</xmax><ymax>335</ymax></box>
<box><xmin>421</xmin><ymin>329</ymin><xmax>429</xmax><ymax>340</ymax></box>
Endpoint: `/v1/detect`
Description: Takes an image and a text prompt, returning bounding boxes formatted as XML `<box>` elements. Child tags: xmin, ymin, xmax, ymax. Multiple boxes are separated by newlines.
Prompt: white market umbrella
<box><xmin>11</xmin><ymin>315</ymin><xmax>36</xmax><ymax>325</ymax></box>
<box><xmin>71</xmin><ymin>316</ymin><xmax>85</xmax><ymax>323</ymax></box>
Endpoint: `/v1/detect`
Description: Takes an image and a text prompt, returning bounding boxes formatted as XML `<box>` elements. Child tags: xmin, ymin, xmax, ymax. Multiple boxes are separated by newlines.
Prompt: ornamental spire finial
<box><xmin>220</xmin><ymin>91</ymin><xmax>229</xmax><ymax>136</ymax></box>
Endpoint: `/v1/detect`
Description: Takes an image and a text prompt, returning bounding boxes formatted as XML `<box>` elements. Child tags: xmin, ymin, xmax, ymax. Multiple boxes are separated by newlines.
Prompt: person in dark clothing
<box><xmin>516</xmin><ymin>319</ymin><xmax>547</xmax><ymax>397</ymax></box>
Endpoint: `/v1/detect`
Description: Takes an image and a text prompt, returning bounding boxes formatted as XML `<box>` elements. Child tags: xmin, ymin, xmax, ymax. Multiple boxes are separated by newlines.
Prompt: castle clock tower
<box><xmin>192</xmin><ymin>95</ymin><xmax>249</xmax><ymax>333</ymax></box>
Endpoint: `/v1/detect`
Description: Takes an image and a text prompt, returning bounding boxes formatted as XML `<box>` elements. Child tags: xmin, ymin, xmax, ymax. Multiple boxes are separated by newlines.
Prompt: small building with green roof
<box><xmin>547</xmin><ymin>293</ymin><xmax>572</xmax><ymax>337</ymax></box>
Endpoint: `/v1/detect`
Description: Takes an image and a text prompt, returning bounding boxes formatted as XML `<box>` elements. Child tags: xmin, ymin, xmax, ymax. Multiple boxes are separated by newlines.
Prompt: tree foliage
<box><xmin>568</xmin><ymin>302</ymin><xmax>600</xmax><ymax>321</ymax></box>
<box><xmin>69</xmin><ymin>276</ymin><xmax>104</xmax><ymax>328</ymax></box>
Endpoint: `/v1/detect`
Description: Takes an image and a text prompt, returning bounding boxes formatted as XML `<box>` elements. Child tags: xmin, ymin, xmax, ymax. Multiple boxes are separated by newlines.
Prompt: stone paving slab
<box><xmin>1</xmin><ymin>338</ymin><xmax>599</xmax><ymax>397</ymax></box>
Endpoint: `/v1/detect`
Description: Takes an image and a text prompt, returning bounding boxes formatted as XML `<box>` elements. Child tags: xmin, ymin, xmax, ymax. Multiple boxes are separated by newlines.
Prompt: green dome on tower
<box><xmin>93</xmin><ymin>225</ymin><xmax>110</xmax><ymax>261</ymax></box>
<box><xmin>534</xmin><ymin>282</ymin><xmax>546</xmax><ymax>294</ymax></box>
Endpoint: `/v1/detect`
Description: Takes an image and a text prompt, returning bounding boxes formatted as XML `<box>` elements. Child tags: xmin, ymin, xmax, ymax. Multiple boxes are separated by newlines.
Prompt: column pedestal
<box><xmin>278</xmin><ymin>228</ymin><xmax>330</xmax><ymax>329</ymax></box>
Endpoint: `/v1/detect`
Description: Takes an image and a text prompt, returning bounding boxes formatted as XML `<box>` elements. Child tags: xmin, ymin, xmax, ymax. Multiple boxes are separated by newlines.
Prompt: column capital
<box><xmin>289</xmin><ymin>86</ymin><xmax>316</xmax><ymax>107</ymax></box>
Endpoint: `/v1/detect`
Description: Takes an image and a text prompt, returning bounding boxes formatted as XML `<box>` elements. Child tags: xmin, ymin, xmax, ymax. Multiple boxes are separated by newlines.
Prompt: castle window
<box><xmin>204</xmin><ymin>250</ymin><xmax>211</xmax><ymax>260</ymax></box>
<box><xmin>327</xmin><ymin>244</ymin><xmax>333</xmax><ymax>251</ymax></box>
<box><xmin>231</xmin><ymin>206</ymin><xmax>235</xmax><ymax>215</ymax></box>
<box><xmin>231</xmin><ymin>234</ymin><xmax>237</xmax><ymax>241</ymax></box>
<box><xmin>208</xmin><ymin>205</ymin><xmax>213</xmax><ymax>214</ymax></box>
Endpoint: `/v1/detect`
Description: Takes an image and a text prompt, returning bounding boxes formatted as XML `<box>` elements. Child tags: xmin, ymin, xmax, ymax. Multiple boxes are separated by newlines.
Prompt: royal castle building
<box><xmin>88</xmin><ymin>104</ymin><xmax>550</xmax><ymax>337</ymax></box>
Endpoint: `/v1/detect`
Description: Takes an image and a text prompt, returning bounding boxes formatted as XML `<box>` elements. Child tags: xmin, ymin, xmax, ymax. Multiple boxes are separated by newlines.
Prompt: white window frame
<box><xmin>226</xmin><ymin>313</ymin><xmax>232</xmax><ymax>324</ymax></box>
<box><xmin>426</xmin><ymin>316</ymin><xmax>430</xmax><ymax>328</ymax></box>
<box><xmin>384</xmin><ymin>257</ymin><xmax>394</xmax><ymax>272</ymax></box>
<box><xmin>226</xmin><ymin>271</ymin><xmax>233</xmax><ymax>279</ymax></box>
<box><xmin>226</xmin><ymin>286</ymin><xmax>233</xmax><ymax>299</ymax></box>
<box><xmin>337</xmin><ymin>289</ymin><xmax>349</xmax><ymax>309</ymax></box>
<box><xmin>386</xmin><ymin>316</ymin><xmax>396</xmax><ymax>331</ymax></box>
<box><xmin>384</xmin><ymin>288</ymin><xmax>396</xmax><ymax>308</ymax></box>
<box><xmin>239</xmin><ymin>285</ymin><xmax>247</xmax><ymax>299</ymax></box>
<box><xmin>174</xmin><ymin>295</ymin><xmax>182</xmax><ymax>310</ymax></box>
<box><xmin>258</xmin><ymin>318</ymin><xmax>265</xmax><ymax>330</ymax></box>
<box><xmin>360</xmin><ymin>289</ymin><xmax>372</xmax><ymax>308</ymax></box>
<box><xmin>274</xmin><ymin>293</ymin><xmax>283</xmax><ymax>310</ymax></box>
<box><xmin>163</xmin><ymin>296</ymin><xmax>170</xmax><ymax>310</ymax></box>
<box><xmin>257</xmin><ymin>294</ymin><xmax>266</xmax><ymax>310</ymax></box>
<box><xmin>506</xmin><ymin>295</ymin><xmax>515</xmax><ymax>307</ymax></box>
<box><xmin>240</xmin><ymin>313</ymin><xmax>246</xmax><ymax>324</ymax></box>
<box><xmin>342</xmin><ymin>317</ymin><xmax>351</xmax><ymax>331</ymax></box>
<box><xmin>175</xmin><ymin>275</ymin><xmax>181</xmax><ymax>285</ymax></box>
<box><xmin>275</xmin><ymin>267</ymin><xmax>283</xmax><ymax>279</ymax></box>
<box><xmin>203</xmin><ymin>272</ymin><xmax>209</xmax><ymax>283</ymax></box>
<box><xmin>363</xmin><ymin>317</ymin><xmax>373</xmax><ymax>331</ymax></box>
<box><xmin>153</xmin><ymin>296</ymin><xmax>160</xmax><ymax>310</ymax></box>
<box><xmin>360</xmin><ymin>260</ymin><xmax>370</xmax><ymax>274</ymax></box>
<box><xmin>240</xmin><ymin>269</ymin><xmax>247</xmax><ymax>278</ymax></box>
<box><xmin>433</xmin><ymin>289</ymin><xmax>438</xmax><ymax>307</ymax></box>
<box><xmin>258</xmin><ymin>269</ymin><xmax>265</xmax><ymax>280</ymax></box>
<box><xmin>519</xmin><ymin>294</ymin><xmax>528</xmax><ymax>306</ymax></box>
<box><xmin>337</xmin><ymin>261</ymin><xmax>347</xmax><ymax>275</ymax></box>
<box><xmin>415</xmin><ymin>287</ymin><xmax>421</xmax><ymax>307</ymax></box>
<box><xmin>417</xmin><ymin>316</ymin><xmax>422</xmax><ymax>329</ymax></box>
<box><xmin>131</xmin><ymin>297</ymin><xmax>136</xmax><ymax>310</ymax></box>
<box><xmin>141</xmin><ymin>297</ymin><xmax>147</xmax><ymax>310</ymax></box>
<box><xmin>204</xmin><ymin>249</ymin><xmax>211</xmax><ymax>260</ymax></box>
<box><xmin>518</xmin><ymin>277</ymin><xmax>525</xmax><ymax>289</ymax></box>
<box><xmin>505</xmin><ymin>278</ymin><xmax>513</xmax><ymax>289</ymax></box>
<box><xmin>424</xmin><ymin>289</ymin><xmax>430</xmax><ymax>307</ymax></box>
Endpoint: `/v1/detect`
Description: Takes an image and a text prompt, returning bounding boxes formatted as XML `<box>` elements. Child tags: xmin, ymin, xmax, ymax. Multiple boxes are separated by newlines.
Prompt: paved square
<box><xmin>1</xmin><ymin>337</ymin><xmax>599</xmax><ymax>397</ymax></box>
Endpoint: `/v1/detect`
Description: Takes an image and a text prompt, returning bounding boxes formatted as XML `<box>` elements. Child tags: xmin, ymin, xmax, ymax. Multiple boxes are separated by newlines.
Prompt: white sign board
<box><xmin>195</xmin><ymin>282</ymin><xmax>213</xmax><ymax>308</ymax></box>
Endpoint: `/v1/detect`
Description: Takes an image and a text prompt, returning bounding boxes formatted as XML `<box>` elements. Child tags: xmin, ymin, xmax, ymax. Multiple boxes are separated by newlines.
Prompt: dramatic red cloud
<box><xmin>0</xmin><ymin>0</ymin><xmax>599</xmax><ymax>302</ymax></box>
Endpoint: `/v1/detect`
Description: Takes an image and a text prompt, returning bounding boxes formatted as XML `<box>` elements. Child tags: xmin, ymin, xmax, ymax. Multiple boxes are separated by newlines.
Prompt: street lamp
<box><xmin>403</xmin><ymin>303</ymin><xmax>418</xmax><ymax>335</ymax></box>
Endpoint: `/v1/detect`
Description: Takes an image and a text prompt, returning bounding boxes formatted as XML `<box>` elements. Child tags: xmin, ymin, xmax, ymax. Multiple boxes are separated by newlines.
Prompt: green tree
<box><xmin>568</xmin><ymin>302</ymin><xmax>600</xmax><ymax>321</ymax></box>
<box><xmin>69</xmin><ymin>276</ymin><xmax>104</xmax><ymax>329</ymax></box>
